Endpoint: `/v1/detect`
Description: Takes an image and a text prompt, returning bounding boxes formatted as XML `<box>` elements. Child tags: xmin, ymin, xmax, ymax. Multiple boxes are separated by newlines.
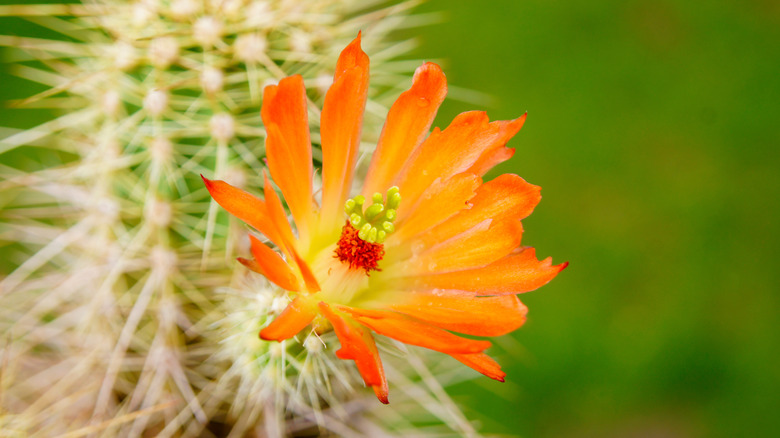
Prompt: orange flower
<box><xmin>202</xmin><ymin>33</ymin><xmax>567</xmax><ymax>404</ymax></box>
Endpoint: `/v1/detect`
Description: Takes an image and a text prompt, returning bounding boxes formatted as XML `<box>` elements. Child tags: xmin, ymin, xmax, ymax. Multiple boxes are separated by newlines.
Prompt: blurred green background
<box><xmin>412</xmin><ymin>0</ymin><xmax>780</xmax><ymax>437</ymax></box>
<box><xmin>2</xmin><ymin>1</ymin><xmax>778</xmax><ymax>437</ymax></box>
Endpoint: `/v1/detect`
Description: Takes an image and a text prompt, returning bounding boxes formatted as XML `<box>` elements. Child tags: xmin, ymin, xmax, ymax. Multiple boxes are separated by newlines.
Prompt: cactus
<box><xmin>0</xmin><ymin>0</ymin><xmax>482</xmax><ymax>436</ymax></box>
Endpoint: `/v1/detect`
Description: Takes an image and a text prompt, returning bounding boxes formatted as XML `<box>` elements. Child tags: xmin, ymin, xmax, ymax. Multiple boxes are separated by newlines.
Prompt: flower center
<box><xmin>334</xmin><ymin>187</ymin><xmax>401</xmax><ymax>273</ymax></box>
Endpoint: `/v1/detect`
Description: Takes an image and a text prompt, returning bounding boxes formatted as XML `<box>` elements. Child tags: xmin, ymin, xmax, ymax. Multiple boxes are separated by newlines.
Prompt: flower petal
<box><xmin>261</xmin><ymin>74</ymin><xmax>314</xmax><ymax>240</ymax></box>
<box><xmin>263</xmin><ymin>173</ymin><xmax>321</xmax><ymax>293</ymax></box>
<box><xmin>389</xmin><ymin>290</ymin><xmax>527</xmax><ymax>337</ymax></box>
<box><xmin>341</xmin><ymin>307</ymin><xmax>492</xmax><ymax>354</ymax></box>
<box><xmin>405</xmin><ymin>218</ymin><xmax>524</xmax><ymax>274</ymax></box>
<box><xmin>242</xmin><ymin>235</ymin><xmax>301</xmax><ymax>291</ymax></box>
<box><xmin>468</xmin><ymin>145</ymin><xmax>515</xmax><ymax>176</ymax></box>
<box><xmin>259</xmin><ymin>296</ymin><xmax>317</xmax><ymax>341</ymax></box>
<box><xmin>419</xmin><ymin>173</ymin><xmax>541</xmax><ymax>247</ymax></box>
<box><xmin>393</xmin><ymin>172</ymin><xmax>481</xmax><ymax>240</ymax></box>
<box><xmin>320</xmin><ymin>33</ymin><xmax>369</xmax><ymax>230</ymax></box>
<box><xmin>362</xmin><ymin>62</ymin><xmax>447</xmax><ymax>197</ymax></box>
<box><xmin>319</xmin><ymin>302</ymin><xmax>389</xmax><ymax>404</ymax></box>
<box><xmin>262</xmin><ymin>173</ymin><xmax>296</xmax><ymax>249</ymax></box>
<box><xmin>417</xmin><ymin>247</ymin><xmax>568</xmax><ymax>295</ymax></box>
<box><xmin>467</xmin><ymin>113</ymin><xmax>525</xmax><ymax>176</ymax></box>
<box><xmin>393</xmin><ymin>112</ymin><xmax>526</xmax><ymax>209</ymax></box>
<box><xmin>450</xmin><ymin>353</ymin><xmax>505</xmax><ymax>382</ymax></box>
<box><xmin>201</xmin><ymin>175</ymin><xmax>283</xmax><ymax>248</ymax></box>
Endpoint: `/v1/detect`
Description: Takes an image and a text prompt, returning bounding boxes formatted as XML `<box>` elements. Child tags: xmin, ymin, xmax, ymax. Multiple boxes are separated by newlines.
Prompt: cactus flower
<box><xmin>203</xmin><ymin>33</ymin><xmax>566</xmax><ymax>404</ymax></box>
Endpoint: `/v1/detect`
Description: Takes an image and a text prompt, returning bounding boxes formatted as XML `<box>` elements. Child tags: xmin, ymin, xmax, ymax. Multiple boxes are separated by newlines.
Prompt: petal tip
<box><xmin>374</xmin><ymin>386</ymin><xmax>389</xmax><ymax>404</ymax></box>
<box><xmin>258</xmin><ymin>329</ymin><xmax>276</xmax><ymax>341</ymax></box>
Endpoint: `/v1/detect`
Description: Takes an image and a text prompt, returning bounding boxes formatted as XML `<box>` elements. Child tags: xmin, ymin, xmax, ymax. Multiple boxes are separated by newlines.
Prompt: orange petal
<box><xmin>467</xmin><ymin>113</ymin><xmax>525</xmax><ymax>176</ymax></box>
<box><xmin>420</xmin><ymin>174</ymin><xmax>541</xmax><ymax>247</ymax></box>
<box><xmin>404</xmin><ymin>218</ymin><xmax>523</xmax><ymax>274</ymax></box>
<box><xmin>389</xmin><ymin>290</ymin><xmax>527</xmax><ymax>337</ymax></box>
<box><xmin>417</xmin><ymin>247</ymin><xmax>568</xmax><ymax>295</ymax></box>
<box><xmin>201</xmin><ymin>175</ymin><xmax>283</xmax><ymax>248</ymax></box>
<box><xmin>450</xmin><ymin>353</ymin><xmax>505</xmax><ymax>382</ymax></box>
<box><xmin>320</xmin><ymin>33</ymin><xmax>369</xmax><ymax>229</ymax></box>
<box><xmin>259</xmin><ymin>296</ymin><xmax>317</xmax><ymax>341</ymax></box>
<box><xmin>319</xmin><ymin>302</ymin><xmax>389</xmax><ymax>403</ymax></box>
<box><xmin>393</xmin><ymin>172</ymin><xmax>480</xmax><ymax>240</ymax></box>
<box><xmin>237</xmin><ymin>257</ymin><xmax>264</xmax><ymax>274</ymax></box>
<box><xmin>468</xmin><ymin>145</ymin><xmax>515</xmax><ymax>176</ymax></box>
<box><xmin>261</xmin><ymin>75</ymin><xmax>315</xmax><ymax>239</ymax></box>
<box><xmin>341</xmin><ymin>307</ymin><xmax>491</xmax><ymax>354</ymax></box>
<box><xmin>393</xmin><ymin>112</ymin><xmax>526</xmax><ymax>209</ymax></box>
<box><xmin>262</xmin><ymin>173</ymin><xmax>296</xmax><ymax>250</ymax></box>
<box><xmin>290</xmin><ymin>247</ymin><xmax>321</xmax><ymax>293</ymax></box>
<box><xmin>243</xmin><ymin>235</ymin><xmax>301</xmax><ymax>291</ymax></box>
<box><xmin>362</xmin><ymin>62</ymin><xmax>447</xmax><ymax>197</ymax></box>
<box><xmin>262</xmin><ymin>173</ymin><xmax>321</xmax><ymax>293</ymax></box>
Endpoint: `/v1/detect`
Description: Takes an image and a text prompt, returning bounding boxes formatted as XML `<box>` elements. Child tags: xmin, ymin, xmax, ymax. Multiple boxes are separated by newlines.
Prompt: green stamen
<box><xmin>344</xmin><ymin>186</ymin><xmax>401</xmax><ymax>243</ymax></box>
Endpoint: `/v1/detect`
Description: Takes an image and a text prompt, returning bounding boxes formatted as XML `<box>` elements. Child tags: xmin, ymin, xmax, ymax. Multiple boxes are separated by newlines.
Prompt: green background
<box><xmin>2</xmin><ymin>1</ymin><xmax>779</xmax><ymax>437</ymax></box>
<box><xmin>412</xmin><ymin>1</ymin><xmax>779</xmax><ymax>436</ymax></box>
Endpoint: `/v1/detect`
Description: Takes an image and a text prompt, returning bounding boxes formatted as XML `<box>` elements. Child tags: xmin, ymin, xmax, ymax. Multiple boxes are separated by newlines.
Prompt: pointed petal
<box><xmin>319</xmin><ymin>302</ymin><xmax>389</xmax><ymax>403</ymax></box>
<box><xmin>259</xmin><ymin>296</ymin><xmax>318</xmax><ymax>341</ymax></box>
<box><xmin>389</xmin><ymin>291</ymin><xmax>527</xmax><ymax>337</ymax></box>
<box><xmin>262</xmin><ymin>173</ymin><xmax>321</xmax><ymax>293</ymax></box>
<box><xmin>261</xmin><ymin>75</ymin><xmax>314</xmax><ymax>239</ymax></box>
<box><xmin>394</xmin><ymin>112</ymin><xmax>526</xmax><ymax>209</ymax></box>
<box><xmin>290</xmin><ymin>248</ymin><xmax>321</xmax><ymax>293</ymax></box>
<box><xmin>201</xmin><ymin>175</ymin><xmax>283</xmax><ymax>247</ymax></box>
<box><xmin>405</xmin><ymin>218</ymin><xmax>524</xmax><ymax>274</ymax></box>
<box><xmin>420</xmin><ymin>174</ymin><xmax>541</xmax><ymax>247</ymax></box>
<box><xmin>467</xmin><ymin>113</ymin><xmax>525</xmax><ymax>176</ymax></box>
<box><xmin>468</xmin><ymin>145</ymin><xmax>515</xmax><ymax>176</ymax></box>
<box><xmin>417</xmin><ymin>247</ymin><xmax>568</xmax><ymax>295</ymax></box>
<box><xmin>263</xmin><ymin>173</ymin><xmax>296</xmax><ymax>249</ymax></box>
<box><xmin>362</xmin><ymin>62</ymin><xmax>447</xmax><ymax>197</ymax></box>
<box><xmin>393</xmin><ymin>172</ymin><xmax>480</xmax><ymax>240</ymax></box>
<box><xmin>237</xmin><ymin>257</ymin><xmax>264</xmax><ymax>274</ymax></box>
<box><xmin>244</xmin><ymin>235</ymin><xmax>301</xmax><ymax>291</ymax></box>
<box><xmin>320</xmin><ymin>33</ymin><xmax>369</xmax><ymax>229</ymax></box>
<box><xmin>450</xmin><ymin>353</ymin><xmax>506</xmax><ymax>382</ymax></box>
<box><xmin>341</xmin><ymin>307</ymin><xmax>491</xmax><ymax>354</ymax></box>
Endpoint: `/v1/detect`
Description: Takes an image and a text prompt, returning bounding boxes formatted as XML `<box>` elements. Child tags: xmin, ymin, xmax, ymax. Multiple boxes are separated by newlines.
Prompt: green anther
<box><xmin>350</xmin><ymin>213</ymin><xmax>364</xmax><ymax>228</ymax></box>
<box><xmin>385</xmin><ymin>209</ymin><xmax>397</xmax><ymax>222</ymax></box>
<box><xmin>377</xmin><ymin>230</ymin><xmax>387</xmax><ymax>244</ymax></box>
<box><xmin>345</xmin><ymin>198</ymin><xmax>356</xmax><ymax>214</ymax></box>
<box><xmin>382</xmin><ymin>221</ymin><xmax>395</xmax><ymax>234</ymax></box>
<box><xmin>358</xmin><ymin>223</ymin><xmax>372</xmax><ymax>240</ymax></box>
<box><xmin>364</xmin><ymin>203</ymin><xmax>384</xmax><ymax>220</ymax></box>
<box><xmin>388</xmin><ymin>192</ymin><xmax>402</xmax><ymax>210</ymax></box>
<box><xmin>353</xmin><ymin>195</ymin><xmax>365</xmax><ymax>206</ymax></box>
<box><xmin>372</xmin><ymin>192</ymin><xmax>384</xmax><ymax>204</ymax></box>
<box><xmin>367</xmin><ymin>227</ymin><xmax>378</xmax><ymax>243</ymax></box>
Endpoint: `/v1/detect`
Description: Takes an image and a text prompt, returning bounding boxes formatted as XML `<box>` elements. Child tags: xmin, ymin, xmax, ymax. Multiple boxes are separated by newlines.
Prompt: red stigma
<box><xmin>335</xmin><ymin>221</ymin><xmax>384</xmax><ymax>273</ymax></box>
